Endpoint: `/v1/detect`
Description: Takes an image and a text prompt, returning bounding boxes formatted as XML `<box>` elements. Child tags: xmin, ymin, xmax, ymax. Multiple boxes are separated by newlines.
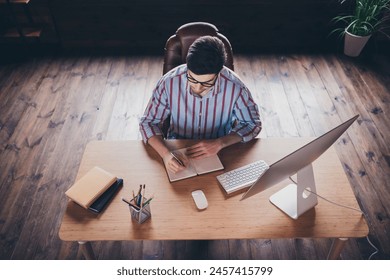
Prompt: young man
<box><xmin>139</xmin><ymin>36</ymin><xmax>261</xmax><ymax>173</ymax></box>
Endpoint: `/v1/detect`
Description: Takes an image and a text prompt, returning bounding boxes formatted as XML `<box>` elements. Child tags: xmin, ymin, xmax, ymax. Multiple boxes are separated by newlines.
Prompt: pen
<box><xmin>122</xmin><ymin>197</ymin><xmax>140</xmax><ymax>210</ymax></box>
<box><xmin>142</xmin><ymin>197</ymin><xmax>154</xmax><ymax>207</ymax></box>
<box><xmin>137</xmin><ymin>184</ymin><xmax>142</xmax><ymax>196</ymax></box>
<box><xmin>137</xmin><ymin>193</ymin><xmax>142</xmax><ymax>206</ymax></box>
<box><xmin>138</xmin><ymin>185</ymin><xmax>146</xmax><ymax>223</ymax></box>
<box><xmin>134</xmin><ymin>184</ymin><xmax>142</xmax><ymax>206</ymax></box>
<box><xmin>122</xmin><ymin>197</ymin><xmax>131</xmax><ymax>205</ymax></box>
<box><xmin>141</xmin><ymin>185</ymin><xmax>146</xmax><ymax>205</ymax></box>
<box><xmin>170</xmin><ymin>152</ymin><xmax>185</xmax><ymax>167</ymax></box>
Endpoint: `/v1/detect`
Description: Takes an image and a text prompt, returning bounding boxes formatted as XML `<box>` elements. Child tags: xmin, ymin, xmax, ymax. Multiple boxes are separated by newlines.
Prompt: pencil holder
<box><xmin>129</xmin><ymin>198</ymin><xmax>152</xmax><ymax>224</ymax></box>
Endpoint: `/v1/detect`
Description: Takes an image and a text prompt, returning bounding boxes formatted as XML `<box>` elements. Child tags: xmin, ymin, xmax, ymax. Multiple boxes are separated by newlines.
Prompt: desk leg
<box><xmin>327</xmin><ymin>238</ymin><xmax>348</xmax><ymax>260</ymax></box>
<box><xmin>78</xmin><ymin>241</ymin><xmax>96</xmax><ymax>260</ymax></box>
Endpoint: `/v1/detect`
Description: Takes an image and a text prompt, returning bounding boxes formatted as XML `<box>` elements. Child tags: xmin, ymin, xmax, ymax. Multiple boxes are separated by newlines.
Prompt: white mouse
<box><xmin>191</xmin><ymin>190</ymin><xmax>208</xmax><ymax>210</ymax></box>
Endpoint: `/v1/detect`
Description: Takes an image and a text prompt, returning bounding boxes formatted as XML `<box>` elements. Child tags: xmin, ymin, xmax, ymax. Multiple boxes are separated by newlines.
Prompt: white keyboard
<box><xmin>217</xmin><ymin>160</ymin><xmax>269</xmax><ymax>194</ymax></box>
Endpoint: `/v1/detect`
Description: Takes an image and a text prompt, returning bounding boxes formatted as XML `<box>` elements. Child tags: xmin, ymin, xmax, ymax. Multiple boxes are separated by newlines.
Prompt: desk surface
<box><xmin>59</xmin><ymin>139</ymin><xmax>368</xmax><ymax>242</ymax></box>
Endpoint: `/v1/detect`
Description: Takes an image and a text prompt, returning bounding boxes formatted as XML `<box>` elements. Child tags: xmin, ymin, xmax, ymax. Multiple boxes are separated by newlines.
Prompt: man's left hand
<box><xmin>186</xmin><ymin>139</ymin><xmax>223</xmax><ymax>159</ymax></box>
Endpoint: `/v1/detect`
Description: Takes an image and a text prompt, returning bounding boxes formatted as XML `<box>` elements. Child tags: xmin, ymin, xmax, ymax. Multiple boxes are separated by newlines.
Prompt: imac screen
<box><xmin>240</xmin><ymin>115</ymin><xmax>359</xmax><ymax>201</ymax></box>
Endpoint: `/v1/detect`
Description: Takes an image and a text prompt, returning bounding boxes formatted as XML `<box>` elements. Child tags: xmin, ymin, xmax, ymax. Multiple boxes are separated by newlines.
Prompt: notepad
<box><xmin>88</xmin><ymin>178</ymin><xmax>123</xmax><ymax>213</ymax></box>
<box><xmin>65</xmin><ymin>166</ymin><xmax>118</xmax><ymax>210</ymax></box>
<box><xmin>166</xmin><ymin>147</ymin><xmax>224</xmax><ymax>182</ymax></box>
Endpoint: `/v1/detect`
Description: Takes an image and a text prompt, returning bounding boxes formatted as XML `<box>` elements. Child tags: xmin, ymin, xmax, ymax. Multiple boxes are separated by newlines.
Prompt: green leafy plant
<box><xmin>332</xmin><ymin>0</ymin><xmax>390</xmax><ymax>37</ymax></box>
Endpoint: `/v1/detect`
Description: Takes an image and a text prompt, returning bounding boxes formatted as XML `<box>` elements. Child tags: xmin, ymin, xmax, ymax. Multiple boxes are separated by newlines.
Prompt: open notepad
<box><xmin>166</xmin><ymin>147</ymin><xmax>224</xmax><ymax>182</ymax></box>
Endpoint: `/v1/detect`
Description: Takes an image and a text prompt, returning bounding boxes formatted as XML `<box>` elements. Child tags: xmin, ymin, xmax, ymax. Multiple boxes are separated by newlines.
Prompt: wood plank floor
<box><xmin>0</xmin><ymin>53</ymin><xmax>389</xmax><ymax>260</ymax></box>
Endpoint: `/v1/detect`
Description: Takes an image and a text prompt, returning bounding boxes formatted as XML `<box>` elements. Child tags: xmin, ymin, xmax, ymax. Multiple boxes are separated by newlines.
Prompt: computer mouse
<box><xmin>191</xmin><ymin>190</ymin><xmax>208</xmax><ymax>210</ymax></box>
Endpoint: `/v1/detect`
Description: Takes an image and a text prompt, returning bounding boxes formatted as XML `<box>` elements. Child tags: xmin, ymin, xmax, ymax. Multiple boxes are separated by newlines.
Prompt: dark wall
<box><xmin>1</xmin><ymin>0</ymin><xmax>388</xmax><ymax>54</ymax></box>
<box><xmin>49</xmin><ymin>0</ymin><xmax>344</xmax><ymax>53</ymax></box>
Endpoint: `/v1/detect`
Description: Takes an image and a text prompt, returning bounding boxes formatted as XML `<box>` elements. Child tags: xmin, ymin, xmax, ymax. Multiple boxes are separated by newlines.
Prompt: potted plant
<box><xmin>332</xmin><ymin>0</ymin><xmax>390</xmax><ymax>56</ymax></box>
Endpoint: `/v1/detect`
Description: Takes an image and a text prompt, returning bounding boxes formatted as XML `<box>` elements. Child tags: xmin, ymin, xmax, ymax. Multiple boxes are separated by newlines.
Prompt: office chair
<box><xmin>161</xmin><ymin>22</ymin><xmax>235</xmax><ymax>137</ymax></box>
<box><xmin>163</xmin><ymin>22</ymin><xmax>234</xmax><ymax>74</ymax></box>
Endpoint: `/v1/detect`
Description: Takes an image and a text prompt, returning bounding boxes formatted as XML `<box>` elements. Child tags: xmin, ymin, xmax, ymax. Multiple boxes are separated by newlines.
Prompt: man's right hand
<box><xmin>147</xmin><ymin>135</ymin><xmax>195</xmax><ymax>173</ymax></box>
<box><xmin>163</xmin><ymin>153</ymin><xmax>187</xmax><ymax>173</ymax></box>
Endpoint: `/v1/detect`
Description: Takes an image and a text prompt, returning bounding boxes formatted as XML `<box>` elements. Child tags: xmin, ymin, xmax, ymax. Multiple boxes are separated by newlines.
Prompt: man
<box><xmin>140</xmin><ymin>36</ymin><xmax>261</xmax><ymax>173</ymax></box>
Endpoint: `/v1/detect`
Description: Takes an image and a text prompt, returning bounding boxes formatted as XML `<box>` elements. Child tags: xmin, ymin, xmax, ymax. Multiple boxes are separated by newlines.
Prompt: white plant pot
<box><xmin>344</xmin><ymin>30</ymin><xmax>371</xmax><ymax>57</ymax></box>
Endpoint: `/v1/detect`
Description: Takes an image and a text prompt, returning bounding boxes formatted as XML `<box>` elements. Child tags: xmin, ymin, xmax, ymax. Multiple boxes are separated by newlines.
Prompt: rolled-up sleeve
<box><xmin>230</xmin><ymin>87</ymin><xmax>262</xmax><ymax>142</ymax></box>
<box><xmin>139</xmin><ymin>80</ymin><xmax>170</xmax><ymax>143</ymax></box>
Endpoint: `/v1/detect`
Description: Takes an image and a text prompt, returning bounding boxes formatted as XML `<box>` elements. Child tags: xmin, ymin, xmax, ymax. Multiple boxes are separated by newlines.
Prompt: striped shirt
<box><xmin>139</xmin><ymin>64</ymin><xmax>261</xmax><ymax>143</ymax></box>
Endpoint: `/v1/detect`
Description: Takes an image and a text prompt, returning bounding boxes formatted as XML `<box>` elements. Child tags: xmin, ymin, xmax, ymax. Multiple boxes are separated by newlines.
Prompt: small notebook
<box><xmin>166</xmin><ymin>147</ymin><xmax>224</xmax><ymax>182</ymax></box>
<box><xmin>65</xmin><ymin>166</ymin><xmax>117</xmax><ymax>209</ymax></box>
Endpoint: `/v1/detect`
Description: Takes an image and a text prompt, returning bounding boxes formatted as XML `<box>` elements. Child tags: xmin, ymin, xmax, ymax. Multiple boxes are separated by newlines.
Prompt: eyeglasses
<box><xmin>186</xmin><ymin>72</ymin><xmax>217</xmax><ymax>87</ymax></box>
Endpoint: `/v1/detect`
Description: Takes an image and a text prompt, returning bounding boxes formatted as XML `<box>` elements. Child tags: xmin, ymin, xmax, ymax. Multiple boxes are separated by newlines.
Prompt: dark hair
<box><xmin>186</xmin><ymin>36</ymin><xmax>227</xmax><ymax>75</ymax></box>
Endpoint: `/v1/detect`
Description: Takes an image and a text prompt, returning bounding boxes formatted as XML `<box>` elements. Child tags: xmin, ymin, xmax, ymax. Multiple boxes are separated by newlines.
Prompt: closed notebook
<box><xmin>88</xmin><ymin>178</ymin><xmax>123</xmax><ymax>213</ymax></box>
<box><xmin>65</xmin><ymin>166</ymin><xmax>117</xmax><ymax>209</ymax></box>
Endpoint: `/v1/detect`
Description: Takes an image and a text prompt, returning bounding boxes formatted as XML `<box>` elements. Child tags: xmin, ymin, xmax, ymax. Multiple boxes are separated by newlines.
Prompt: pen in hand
<box><xmin>170</xmin><ymin>152</ymin><xmax>185</xmax><ymax>167</ymax></box>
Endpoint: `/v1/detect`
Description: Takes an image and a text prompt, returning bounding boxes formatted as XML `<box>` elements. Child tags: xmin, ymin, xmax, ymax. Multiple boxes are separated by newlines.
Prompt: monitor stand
<box><xmin>269</xmin><ymin>164</ymin><xmax>318</xmax><ymax>219</ymax></box>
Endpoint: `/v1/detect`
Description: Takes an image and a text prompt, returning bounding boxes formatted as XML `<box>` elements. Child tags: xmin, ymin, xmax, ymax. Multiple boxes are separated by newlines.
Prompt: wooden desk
<box><xmin>59</xmin><ymin>139</ymin><xmax>368</xmax><ymax>259</ymax></box>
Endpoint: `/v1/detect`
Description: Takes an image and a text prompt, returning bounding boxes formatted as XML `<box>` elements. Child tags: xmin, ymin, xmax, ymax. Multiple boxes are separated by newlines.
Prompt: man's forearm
<box><xmin>148</xmin><ymin>132</ymin><xmax>242</xmax><ymax>160</ymax></box>
<box><xmin>185</xmin><ymin>132</ymin><xmax>242</xmax><ymax>159</ymax></box>
<box><xmin>219</xmin><ymin>132</ymin><xmax>242</xmax><ymax>149</ymax></box>
<box><xmin>147</xmin><ymin>135</ymin><xmax>171</xmax><ymax>159</ymax></box>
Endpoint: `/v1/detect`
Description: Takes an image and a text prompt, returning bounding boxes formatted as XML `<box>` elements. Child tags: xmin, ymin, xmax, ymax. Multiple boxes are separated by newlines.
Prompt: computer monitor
<box><xmin>240</xmin><ymin>114</ymin><xmax>359</xmax><ymax>219</ymax></box>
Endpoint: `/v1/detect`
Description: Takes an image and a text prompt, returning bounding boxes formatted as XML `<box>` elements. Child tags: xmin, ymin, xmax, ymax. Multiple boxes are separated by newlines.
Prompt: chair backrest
<box><xmin>163</xmin><ymin>22</ymin><xmax>234</xmax><ymax>75</ymax></box>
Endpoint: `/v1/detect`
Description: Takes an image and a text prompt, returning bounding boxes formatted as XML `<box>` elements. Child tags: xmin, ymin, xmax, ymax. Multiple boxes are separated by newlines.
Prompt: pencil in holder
<box><xmin>129</xmin><ymin>198</ymin><xmax>151</xmax><ymax>224</ymax></box>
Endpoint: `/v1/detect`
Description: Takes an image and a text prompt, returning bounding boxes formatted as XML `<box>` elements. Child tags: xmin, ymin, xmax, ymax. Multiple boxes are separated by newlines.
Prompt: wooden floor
<box><xmin>0</xmin><ymin>53</ymin><xmax>389</xmax><ymax>260</ymax></box>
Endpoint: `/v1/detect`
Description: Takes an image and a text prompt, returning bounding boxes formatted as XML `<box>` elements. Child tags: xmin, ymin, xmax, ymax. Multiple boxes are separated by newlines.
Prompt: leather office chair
<box><xmin>163</xmin><ymin>22</ymin><xmax>234</xmax><ymax>74</ymax></box>
<box><xmin>161</xmin><ymin>22</ymin><xmax>235</xmax><ymax>137</ymax></box>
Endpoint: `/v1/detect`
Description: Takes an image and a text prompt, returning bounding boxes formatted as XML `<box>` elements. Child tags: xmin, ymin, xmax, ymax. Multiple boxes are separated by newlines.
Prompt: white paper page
<box><xmin>192</xmin><ymin>154</ymin><xmax>224</xmax><ymax>175</ymax></box>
